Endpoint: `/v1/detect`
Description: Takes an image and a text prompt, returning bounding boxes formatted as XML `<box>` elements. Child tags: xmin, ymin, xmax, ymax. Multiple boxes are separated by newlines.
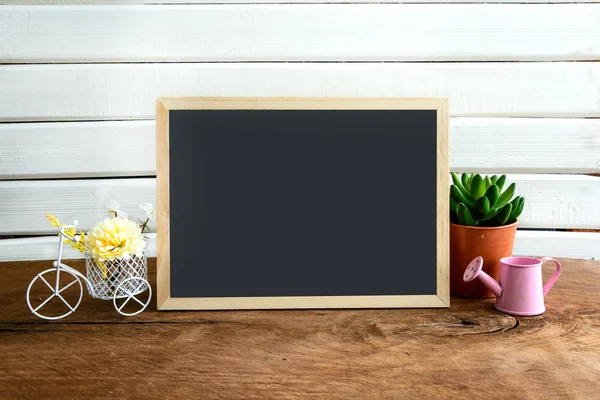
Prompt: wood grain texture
<box><xmin>0</xmin><ymin>121</ymin><xmax>155</xmax><ymax>179</ymax></box>
<box><xmin>0</xmin><ymin>179</ymin><xmax>158</xmax><ymax>235</ymax></box>
<box><xmin>2</xmin><ymin>230</ymin><xmax>600</xmax><ymax>262</ymax></box>
<box><xmin>1</xmin><ymin>174</ymin><xmax>598</xmax><ymax>236</ymax></box>
<box><xmin>451</xmin><ymin>118</ymin><xmax>600</xmax><ymax>174</ymax></box>
<box><xmin>1</xmin><ymin>258</ymin><xmax>599</xmax><ymax>399</ymax></box>
<box><xmin>155</xmin><ymin>100</ymin><xmax>170</xmax><ymax>310</ymax></box>
<box><xmin>437</xmin><ymin>101</ymin><xmax>450</xmax><ymax>305</ymax></box>
<box><xmin>3</xmin><ymin>4</ymin><xmax>599</xmax><ymax>62</ymax></box>
<box><xmin>512</xmin><ymin>231</ymin><xmax>600</xmax><ymax>260</ymax></box>
<box><xmin>1</xmin><ymin>63</ymin><xmax>599</xmax><ymax>121</ymax></box>
<box><xmin>3</xmin><ymin>118</ymin><xmax>600</xmax><ymax>179</ymax></box>
<box><xmin>158</xmin><ymin>96</ymin><xmax>449</xmax><ymax>110</ymax></box>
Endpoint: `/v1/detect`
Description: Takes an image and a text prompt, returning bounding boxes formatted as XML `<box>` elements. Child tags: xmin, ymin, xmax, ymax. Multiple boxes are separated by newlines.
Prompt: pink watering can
<box><xmin>463</xmin><ymin>256</ymin><xmax>562</xmax><ymax>316</ymax></box>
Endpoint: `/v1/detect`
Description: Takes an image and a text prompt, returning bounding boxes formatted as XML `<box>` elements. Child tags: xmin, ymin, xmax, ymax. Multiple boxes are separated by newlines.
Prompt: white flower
<box><xmin>105</xmin><ymin>199</ymin><xmax>128</xmax><ymax>218</ymax></box>
<box><xmin>139</xmin><ymin>202</ymin><xmax>156</xmax><ymax>220</ymax></box>
<box><xmin>85</xmin><ymin>217</ymin><xmax>146</xmax><ymax>261</ymax></box>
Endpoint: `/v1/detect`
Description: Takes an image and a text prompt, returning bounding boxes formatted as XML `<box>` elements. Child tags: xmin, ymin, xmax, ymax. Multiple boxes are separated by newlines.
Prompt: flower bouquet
<box><xmin>46</xmin><ymin>200</ymin><xmax>156</xmax><ymax>300</ymax></box>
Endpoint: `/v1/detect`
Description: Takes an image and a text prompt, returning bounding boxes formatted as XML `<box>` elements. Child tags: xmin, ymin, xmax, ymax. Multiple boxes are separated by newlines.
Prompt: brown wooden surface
<box><xmin>1</xmin><ymin>258</ymin><xmax>599</xmax><ymax>399</ymax></box>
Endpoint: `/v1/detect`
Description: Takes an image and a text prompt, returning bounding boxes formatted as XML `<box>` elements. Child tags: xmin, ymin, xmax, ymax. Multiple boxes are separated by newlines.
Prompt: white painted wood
<box><xmin>0</xmin><ymin>179</ymin><xmax>157</xmax><ymax>236</ymax></box>
<box><xmin>3</xmin><ymin>5</ymin><xmax>599</xmax><ymax>63</ymax></box>
<box><xmin>8</xmin><ymin>118</ymin><xmax>600</xmax><ymax>177</ymax></box>
<box><xmin>0</xmin><ymin>175</ymin><xmax>599</xmax><ymax>235</ymax></box>
<box><xmin>2</xmin><ymin>231</ymin><xmax>598</xmax><ymax>262</ymax></box>
<box><xmin>451</xmin><ymin>118</ymin><xmax>600</xmax><ymax>174</ymax></box>
<box><xmin>512</xmin><ymin>231</ymin><xmax>600</xmax><ymax>260</ymax></box>
<box><xmin>0</xmin><ymin>234</ymin><xmax>157</xmax><ymax>262</ymax></box>
<box><xmin>0</xmin><ymin>121</ymin><xmax>156</xmax><ymax>179</ymax></box>
<box><xmin>1</xmin><ymin>63</ymin><xmax>599</xmax><ymax>122</ymax></box>
<box><xmin>508</xmin><ymin>174</ymin><xmax>600</xmax><ymax>230</ymax></box>
<box><xmin>2</xmin><ymin>118</ymin><xmax>600</xmax><ymax>179</ymax></box>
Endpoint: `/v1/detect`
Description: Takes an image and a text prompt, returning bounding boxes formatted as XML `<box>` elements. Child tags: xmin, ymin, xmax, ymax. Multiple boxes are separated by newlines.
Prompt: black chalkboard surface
<box><xmin>156</xmin><ymin>98</ymin><xmax>449</xmax><ymax>310</ymax></box>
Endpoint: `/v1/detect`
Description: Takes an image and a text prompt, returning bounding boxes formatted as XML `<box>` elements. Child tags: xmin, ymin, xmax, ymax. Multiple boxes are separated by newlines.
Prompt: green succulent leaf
<box><xmin>457</xmin><ymin>203</ymin><xmax>476</xmax><ymax>226</ymax></box>
<box><xmin>495</xmin><ymin>182</ymin><xmax>516</xmax><ymax>209</ymax></box>
<box><xmin>492</xmin><ymin>203</ymin><xmax>513</xmax><ymax>226</ymax></box>
<box><xmin>484</xmin><ymin>176</ymin><xmax>492</xmax><ymax>190</ymax></box>
<box><xmin>508</xmin><ymin>197</ymin><xmax>525</xmax><ymax>222</ymax></box>
<box><xmin>470</xmin><ymin>174</ymin><xmax>486</xmax><ymax>200</ymax></box>
<box><xmin>509</xmin><ymin>196</ymin><xmax>521</xmax><ymax>209</ymax></box>
<box><xmin>481</xmin><ymin>207</ymin><xmax>499</xmax><ymax>221</ymax></box>
<box><xmin>451</xmin><ymin>185</ymin><xmax>475</xmax><ymax>208</ymax></box>
<box><xmin>450</xmin><ymin>194</ymin><xmax>458</xmax><ymax>216</ymax></box>
<box><xmin>461</xmin><ymin>173</ymin><xmax>471</xmax><ymax>192</ymax></box>
<box><xmin>490</xmin><ymin>175</ymin><xmax>499</xmax><ymax>185</ymax></box>
<box><xmin>484</xmin><ymin>184</ymin><xmax>500</xmax><ymax>208</ymax></box>
<box><xmin>496</xmin><ymin>175</ymin><xmax>507</xmax><ymax>192</ymax></box>
<box><xmin>451</xmin><ymin>172</ymin><xmax>474</xmax><ymax>201</ymax></box>
<box><xmin>475</xmin><ymin>196</ymin><xmax>490</xmax><ymax>219</ymax></box>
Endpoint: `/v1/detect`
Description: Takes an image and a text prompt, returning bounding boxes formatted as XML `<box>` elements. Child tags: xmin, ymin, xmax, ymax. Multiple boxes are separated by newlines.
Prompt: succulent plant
<box><xmin>450</xmin><ymin>173</ymin><xmax>524</xmax><ymax>227</ymax></box>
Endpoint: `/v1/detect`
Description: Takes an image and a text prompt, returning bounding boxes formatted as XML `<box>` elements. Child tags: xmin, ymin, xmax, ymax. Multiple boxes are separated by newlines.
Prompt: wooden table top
<box><xmin>1</xmin><ymin>258</ymin><xmax>599</xmax><ymax>399</ymax></box>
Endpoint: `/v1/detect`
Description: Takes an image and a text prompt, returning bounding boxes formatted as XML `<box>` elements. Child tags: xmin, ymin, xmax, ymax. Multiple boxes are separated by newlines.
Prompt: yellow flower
<box><xmin>62</xmin><ymin>227</ymin><xmax>77</xmax><ymax>244</ymax></box>
<box><xmin>46</xmin><ymin>213</ymin><xmax>60</xmax><ymax>228</ymax></box>
<box><xmin>72</xmin><ymin>232</ymin><xmax>86</xmax><ymax>253</ymax></box>
<box><xmin>85</xmin><ymin>217</ymin><xmax>146</xmax><ymax>261</ymax></box>
<box><xmin>97</xmin><ymin>259</ymin><xmax>108</xmax><ymax>280</ymax></box>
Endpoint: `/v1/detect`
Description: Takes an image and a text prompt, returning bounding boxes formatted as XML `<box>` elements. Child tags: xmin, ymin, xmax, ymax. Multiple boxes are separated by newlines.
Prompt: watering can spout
<box><xmin>462</xmin><ymin>257</ymin><xmax>502</xmax><ymax>298</ymax></box>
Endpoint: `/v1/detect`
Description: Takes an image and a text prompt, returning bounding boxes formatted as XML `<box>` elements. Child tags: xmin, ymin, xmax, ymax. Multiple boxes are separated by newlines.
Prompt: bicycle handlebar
<box><xmin>58</xmin><ymin>220</ymin><xmax>79</xmax><ymax>241</ymax></box>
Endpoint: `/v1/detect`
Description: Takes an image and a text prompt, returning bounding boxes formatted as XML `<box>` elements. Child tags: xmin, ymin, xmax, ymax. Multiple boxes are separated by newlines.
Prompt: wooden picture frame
<box><xmin>156</xmin><ymin>97</ymin><xmax>449</xmax><ymax>310</ymax></box>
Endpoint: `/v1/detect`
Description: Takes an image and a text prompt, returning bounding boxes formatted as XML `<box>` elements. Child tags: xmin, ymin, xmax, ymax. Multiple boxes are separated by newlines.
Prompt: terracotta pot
<box><xmin>450</xmin><ymin>221</ymin><xmax>517</xmax><ymax>298</ymax></box>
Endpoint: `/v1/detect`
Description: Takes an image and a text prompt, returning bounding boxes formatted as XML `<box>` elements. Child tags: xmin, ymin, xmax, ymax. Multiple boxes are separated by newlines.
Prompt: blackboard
<box><xmin>156</xmin><ymin>98</ymin><xmax>449</xmax><ymax>310</ymax></box>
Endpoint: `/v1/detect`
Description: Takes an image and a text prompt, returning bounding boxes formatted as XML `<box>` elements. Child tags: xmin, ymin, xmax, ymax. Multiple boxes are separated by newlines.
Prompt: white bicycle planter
<box><xmin>26</xmin><ymin>222</ymin><xmax>152</xmax><ymax>320</ymax></box>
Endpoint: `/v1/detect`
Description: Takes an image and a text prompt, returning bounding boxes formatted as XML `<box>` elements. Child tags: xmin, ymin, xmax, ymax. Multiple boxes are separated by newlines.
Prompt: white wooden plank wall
<box><xmin>2</xmin><ymin>63</ymin><xmax>599</xmax><ymax>121</ymax></box>
<box><xmin>2</xmin><ymin>175</ymin><xmax>599</xmax><ymax>235</ymax></box>
<box><xmin>3</xmin><ymin>5</ymin><xmax>599</xmax><ymax>62</ymax></box>
<box><xmin>0</xmin><ymin>2</ymin><xmax>599</xmax><ymax>261</ymax></box>
<box><xmin>3</xmin><ymin>119</ymin><xmax>600</xmax><ymax>179</ymax></box>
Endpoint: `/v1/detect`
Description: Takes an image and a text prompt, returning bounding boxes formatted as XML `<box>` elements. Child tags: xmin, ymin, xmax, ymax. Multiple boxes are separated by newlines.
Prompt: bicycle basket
<box><xmin>85</xmin><ymin>253</ymin><xmax>148</xmax><ymax>300</ymax></box>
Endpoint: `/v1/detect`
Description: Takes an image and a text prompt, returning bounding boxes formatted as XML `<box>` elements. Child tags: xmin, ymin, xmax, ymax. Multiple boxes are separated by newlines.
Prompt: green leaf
<box><xmin>495</xmin><ymin>182</ymin><xmax>516</xmax><ymax>209</ymax></box>
<box><xmin>451</xmin><ymin>185</ymin><xmax>475</xmax><ymax>208</ymax></box>
<box><xmin>509</xmin><ymin>196</ymin><xmax>521</xmax><ymax>209</ymax></box>
<box><xmin>451</xmin><ymin>172</ymin><xmax>474</xmax><ymax>201</ymax></box>
<box><xmin>457</xmin><ymin>203</ymin><xmax>476</xmax><ymax>226</ymax></box>
<box><xmin>470</xmin><ymin>174</ymin><xmax>485</xmax><ymax>200</ymax></box>
<box><xmin>508</xmin><ymin>197</ymin><xmax>525</xmax><ymax>222</ymax></box>
<box><xmin>475</xmin><ymin>196</ymin><xmax>490</xmax><ymax>219</ymax></box>
<box><xmin>496</xmin><ymin>175</ymin><xmax>507</xmax><ymax>192</ymax></box>
<box><xmin>492</xmin><ymin>204</ymin><xmax>513</xmax><ymax>226</ymax></box>
<box><xmin>484</xmin><ymin>176</ymin><xmax>492</xmax><ymax>190</ymax></box>
<box><xmin>450</xmin><ymin>194</ymin><xmax>458</xmax><ymax>216</ymax></box>
<box><xmin>484</xmin><ymin>184</ymin><xmax>500</xmax><ymax>208</ymax></box>
<box><xmin>490</xmin><ymin>175</ymin><xmax>499</xmax><ymax>185</ymax></box>
<box><xmin>481</xmin><ymin>207</ymin><xmax>499</xmax><ymax>221</ymax></box>
<box><xmin>461</xmin><ymin>173</ymin><xmax>470</xmax><ymax>192</ymax></box>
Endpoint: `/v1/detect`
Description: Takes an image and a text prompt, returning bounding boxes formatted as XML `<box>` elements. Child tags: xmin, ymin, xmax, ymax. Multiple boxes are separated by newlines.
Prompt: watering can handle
<box><xmin>540</xmin><ymin>257</ymin><xmax>562</xmax><ymax>297</ymax></box>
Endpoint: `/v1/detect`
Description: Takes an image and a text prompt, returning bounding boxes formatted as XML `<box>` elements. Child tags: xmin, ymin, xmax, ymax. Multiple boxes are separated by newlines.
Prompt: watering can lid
<box><xmin>463</xmin><ymin>256</ymin><xmax>484</xmax><ymax>282</ymax></box>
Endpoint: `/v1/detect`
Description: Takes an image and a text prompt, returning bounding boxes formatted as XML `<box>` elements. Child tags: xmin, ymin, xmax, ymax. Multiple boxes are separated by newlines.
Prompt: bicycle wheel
<box><xmin>26</xmin><ymin>268</ymin><xmax>83</xmax><ymax>320</ymax></box>
<box><xmin>113</xmin><ymin>277</ymin><xmax>152</xmax><ymax>316</ymax></box>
